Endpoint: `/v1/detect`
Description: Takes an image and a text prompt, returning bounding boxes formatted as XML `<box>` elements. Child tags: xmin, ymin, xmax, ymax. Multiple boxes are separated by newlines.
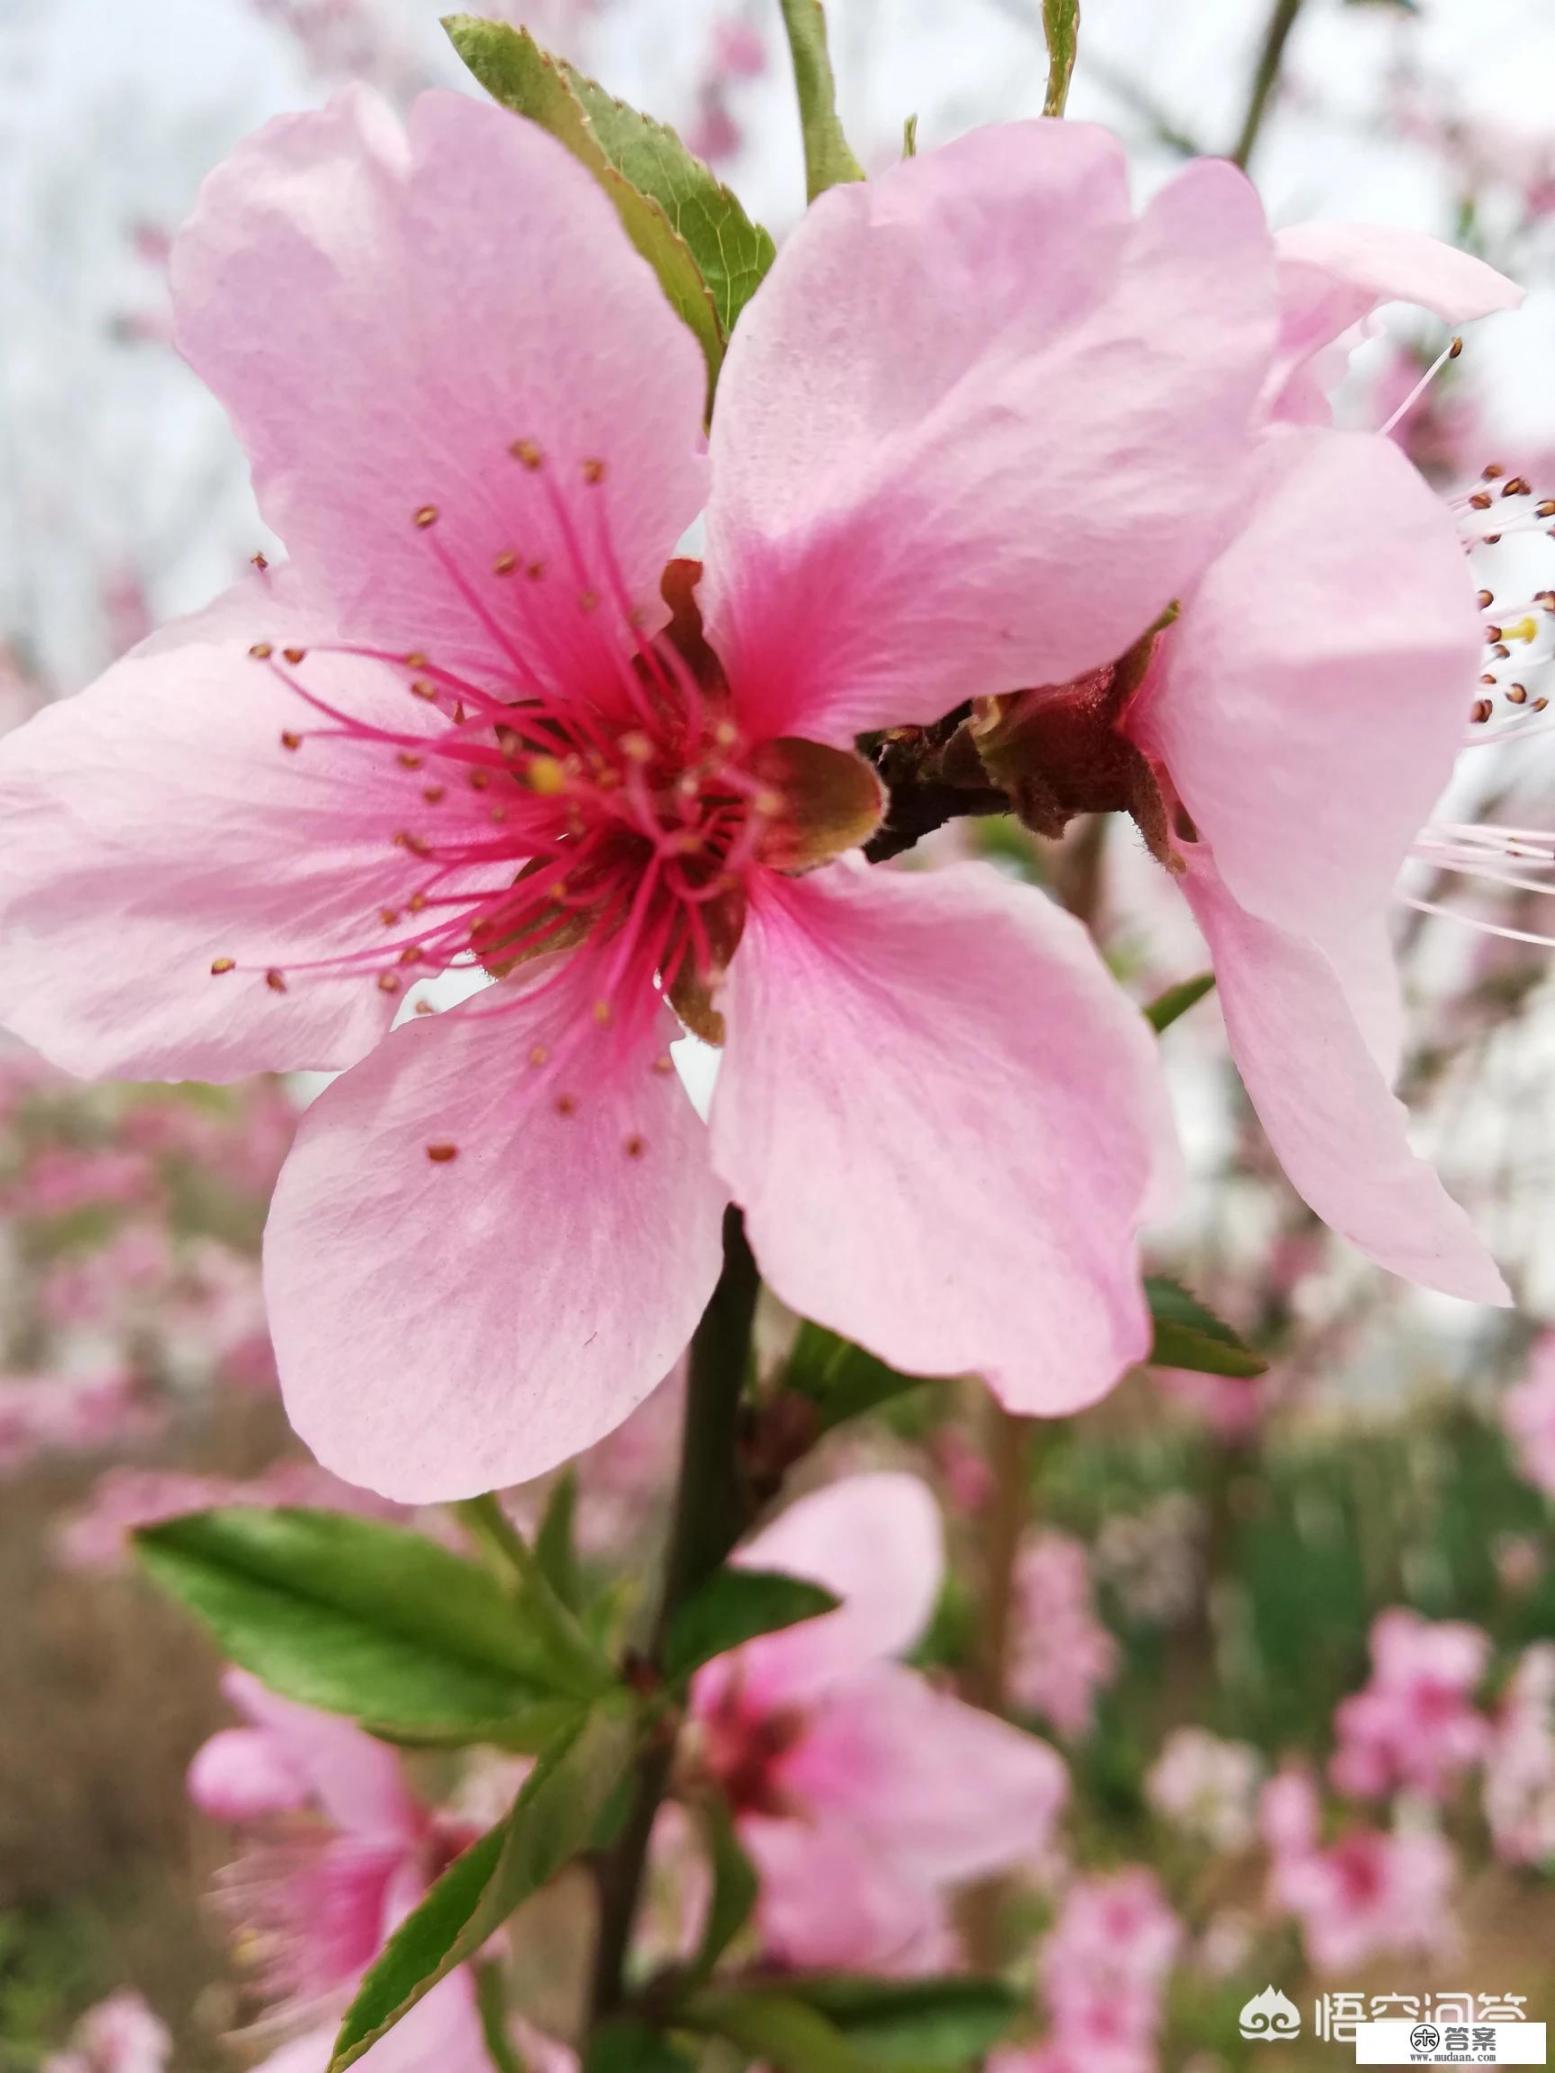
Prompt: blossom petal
<box><xmin>250</xmin><ymin>1973</ymin><xmax>487</xmax><ymax>2073</ymax></box>
<box><xmin>702</xmin><ymin>127</ymin><xmax>1275</xmax><ymax>744</ymax></box>
<box><xmin>1269</xmin><ymin>221</ymin><xmax>1520</xmax><ymax>423</ymax></box>
<box><xmin>265</xmin><ymin>971</ymin><xmax>727</xmax><ymax>1500</ymax></box>
<box><xmin>701</xmin><ymin>1474</ymin><xmax>943</xmax><ymax>1710</ymax></box>
<box><xmin>1181</xmin><ymin>858</ymin><xmax>1508</xmax><ymax>1304</ymax></box>
<box><xmin>0</xmin><ymin>582</ymin><xmax>468</xmax><ymax>1081</ymax></box>
<box><xmin>778</xmin><ymin>1662</ymin><xmax>1069</xmax><ymax>1882</ymax></box>
<box><xmin>217</xmin><ymin>1668</ymin><xmax>421</xmax><ymax>1840</ymax></box>
<box><xmin>1133</xmin><ymin>427</ymin><xmax>1479</xmax><ymax>949</ymax></box>
<box><xmin>172</xmin><ymin>88</ymin><xmax>707</xmax><ymax>688</ymax></box>
<box><xmin>711</xmin><ymin>860</ymin><xmax>1174</xmax><ymax>1414</ymax></box>
<box><xmin>740</xmin><ymin>1813</ymin><xmax>953</xmax><ymax>1976</ymax></box>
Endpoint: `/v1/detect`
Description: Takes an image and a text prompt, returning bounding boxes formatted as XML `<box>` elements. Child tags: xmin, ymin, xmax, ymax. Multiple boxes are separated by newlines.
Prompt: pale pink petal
<box><xmin>187</xmin><ymin>1726</ymin><xmax>312</xmax><ymax>1822</ymax></box>
<box><xmin>220</xmin><ymin>1669</ymin><xmax>421</xmax><ymax>1840</ymax></box>
<box><xmin>712</xmin><ymin>860</ymin><xmax>1173</xmax><ymax>1415</ymax></box>
<box><xmin>1181</xmin><ymin>858</ymin><xmax>1508</xmax><ymax>1304</ymax></box>
<box><xmin>249</xmin><ymin>1972</ymin><xmax>486</xmax><ymax>2073</ymax></box>
<box><xmin>740</xmin><ymin>1814</ymin><xmax>953</xmax><ymax>1976</ymax></box>
<box><xmin>698</xmin><ymin>1474</ymin><xmax>943</xmax><ymax>1712</ymax></box>
<box><xmin>1269</xmin><ymin>222</ymin><xmax>1520</xmax><ymax>424</ymax></box>
<box><xmin>1133</xmin><ymin>426</ymin><xmax>1479</xmax><ymax>951</ymax></box>
<box><xmin>779</xmin><ymin>1662</ymin><xmax>1069</xmax><ymax>1883</ymax></box>
<box><xmin>0</xmin><ymin>583</ymin><xmax>478</xmax><ymax>1081</ymax></box>
<box><xmin>702</xmin><ymin>127</ymin><xmax>1274</xmax><ymax>744</ymax></box>
<box><xmin>173</xmin><ymin>88</ymin><xmax>707</xmax><ymax>687</ymax></box>
<box><xmin>265</xmin><ymin>971</ymin><xmax>726</xmax><ymax>1500</ymax></box>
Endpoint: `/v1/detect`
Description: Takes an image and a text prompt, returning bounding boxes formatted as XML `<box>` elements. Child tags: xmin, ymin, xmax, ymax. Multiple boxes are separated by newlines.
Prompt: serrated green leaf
<box><xmin>136</xmin><ymin>1508</ymin><xmax>602</xmax><ymax>1736</ymax></box>
<box><xmin>1042</xmin><ymin>0</ymin><xmax>1082</xmax><ymax>117</ymax></box>
<box><xmin>585</xmin><ymin>2021</ymin><xmax>695</xmax><ymax>2072</ymax></box>
<box><xmin>1145</xmin><ymin>1275</ymin><xmax>1267</xmax><ymax>1379</ymax></box>
<box><xmin>777</xmin><ymin>0</ymin><xmax>865</xmax><ymax>200</ymax></box>
<box><xmin>790</xmin><ymin>1975</ymin><xmax>1023</xmax><ymax>2063</ymax></box>
<box><xmin>664</xmin><ymin>1567</ymin><xmax>840</xmax><ymax>1682</ymax></box>
<box><xmin>683</xmin><ymin>1989</ymin><xmax>870</xmax><ymax>2073</ymax></box>
<box><xmin>331</xmin><ymin>1704</ymin><xmax>639</xmax><ymax>2070</ymax></box>
<box><xmin>444</xmin><ymin>16</ymin><xmax>777</xmax><ymax>397</ymax></box>
<box><xmin>1143</xmin><ymin>970</ymin><xmax>1215</xmax><ymax>1034</ymax></box>
<box><xmin>688</xmin><ymin>1798</ymin><xmax>759</xmax><ymax>1982</ymax></box>
<box><xmin>782</xmin><ymin>1320</ymin><xmax>934</xmax><ymax>1432</ymax></box>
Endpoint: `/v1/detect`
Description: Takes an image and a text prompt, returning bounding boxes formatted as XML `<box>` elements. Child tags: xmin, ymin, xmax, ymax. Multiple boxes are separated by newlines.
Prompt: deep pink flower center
<box><xmin>698</xmin><ymin>1686</ymin><xmax>808</xmax><ymax>1817</ymax></box>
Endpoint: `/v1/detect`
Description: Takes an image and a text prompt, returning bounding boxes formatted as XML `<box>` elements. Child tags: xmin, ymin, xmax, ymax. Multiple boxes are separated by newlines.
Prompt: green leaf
<box><xmin>585</xmin><ymin>2022</ymin><xmax>695</xmax><ymax>2073</ymax></box>
<box><xmin>790</xmin><ymin>1976</ymin><xmax>1023</xmax><ymax>2063</ymax></box>
<box><xmin>136</xmin><ymin>1509</ymin><xmax>606</xmax><ymax>1737</ymax></box>
<box><xmin>664</xmin><ymin>1567</ymin><xmax>840</xmax><ymax>1682</ymax></box>
<box><xmin>535</xmin><ymin>1468</ymin><xmax>583</xmax><ymax>1612</ymax></box>
<box><xmin>457</xmin><ymin>1491</ymin><xmax>610</xmax><ymax>1699</ymax></box>
<box><xmin>1145</xmin><ymin>1276</ymin><xmax>1267</xmax><ymax>1379</ymax></box>
<box><xmin>776</xmin><ymin>0</ymin><xmax>866</xmax><ymax>201</ymax></box>
<box><xmin>782</xmin><ymin>1320</ymin><xmax>933</xmax><ymax>1432</ymax></box>
<box><xmin>687</xmin><ymin>1798</ymin><xmax>759</xmax><ymax>1981</ymax></box>
<box><xmin>443</xmin><ymin>17</ymin><xmax>777</xmax><ymax>393</ymax></box>
<box><xmin>331</xmin><ymin>1704</ymin><xmax>640</xmax><ymax>2070</ymax></box>
<box><xmin>1143</xmin><ymin>970</ymin><xmax>1215</xmax><ymax>1034</ymax></box>
<box><xmin>683</xmin><ymin>1990</ymin><xmax>870</xmax><ymax>2073</ymax></box>
<box><xmin>1042</xmin><ymin>0</ymin><xmax>1082</xmax><ymax>117</ymax></box>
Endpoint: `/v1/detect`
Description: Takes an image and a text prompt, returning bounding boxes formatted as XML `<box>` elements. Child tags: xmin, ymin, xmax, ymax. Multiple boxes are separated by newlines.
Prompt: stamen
<box><xmin>1379</xmin><ymin>335</ymin><xmax>1463</xmax><ymax>439</ymax></box>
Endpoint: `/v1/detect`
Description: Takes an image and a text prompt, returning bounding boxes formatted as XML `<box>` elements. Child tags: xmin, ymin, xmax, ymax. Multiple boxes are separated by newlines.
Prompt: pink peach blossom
<box><xmin>0</xmin><ymin>99</ymin><xmax>1281</xmax><ymax>1498</ymax></box>
<box><xmin>1008</xmin><ymin>1530</ymin><xmax>1119</xmax><ymax>1740</ymax></box>
<box><xmin>1021</xmin><ymin>1866</ymin><xmax>1182</xmax><ymax>2073</ymax></box>
<box><xmin>1260</xmin><ymin>1766</ymin><xmax>1456</xmax><ymax>1974</ymax></box>
<box><xmin>987</xmin><ymin>221</ymin><xmax>1519</xmax><ymax>1304</ymax></box>
<box><xmin>42</xmin><ymin>1992</ymin><xmax>171</xmax><ymax>2073</ymax></box>
<box><xmin>686</xmin><ymin>1473</ymin><xmax>1068</xmax><ymax>1973</ymax></box>
<box><xmin>189</xmin><ymin>1669</ymin><xmax>489</xmax><ymax>2073</ymax></box>
<box><xmin>1484</xmin><ymin>1644</ymin><xmax>1555</xmax><ymax>1868</ymax></box>
<box><xmin>1328</xmin><ymin>1607</ymin><xmax>1491</xmax><ymax>1802</ymax></box>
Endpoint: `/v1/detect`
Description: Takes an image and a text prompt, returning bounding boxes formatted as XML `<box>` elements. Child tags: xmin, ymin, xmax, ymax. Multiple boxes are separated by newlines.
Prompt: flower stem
<box><xmin>1231</xmin><ymin>0</ymin><xmax>1306</xmax><ymax>170</ymax></box>
<box><xmin>586</xmin><ymin>1206</ymin><xmax>760</xmax><ymax>2030</ymax></box>
<box><xmin>474</xmin><ymin>1960</ymin><xmax>531</xmax><ymax>2073</ymax></box>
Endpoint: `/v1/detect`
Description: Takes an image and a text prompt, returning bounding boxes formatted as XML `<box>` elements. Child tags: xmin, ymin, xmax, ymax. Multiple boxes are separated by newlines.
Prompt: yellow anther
<box><xmin>414</xmin><ymin>505</ymin><xmax>439</xmax><ymax>529</ymax></box>
<box><xmin>210</xmin><ymin>956</ymin><xmax>235</xmax><ymax>976</ymax></box>
<box><xmin>248</xmin><ymin>641</ymin><xmax>274</xmax><ymax>660</ymax></box>
<box><xmin>492</xmin><ymin>550</ymin><xmax>518</xmax><ymax>576</ymax></box>
<box><xmin>527</xmin><ymin>754</ymin><xmax>567</xmax><ymax>794</ymax></box>
<box><xmin>620</xmin><ymin>731</ymin><xmax>653</xmax><ymax>763</ymax></box>
<box><xmin>510</xmin><ymin>439</ymin><xmax>543</xmax><ymax>471</ymax></box>
<box><xmin>592</xmin><ymin>999</ymin><xmax>613</xmax><ymax>1025</ymax></box>
<box><xmin>1504</xmin><ymin>615</ymin><xmax>1539</xmax><ymax>645</ymax></box>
